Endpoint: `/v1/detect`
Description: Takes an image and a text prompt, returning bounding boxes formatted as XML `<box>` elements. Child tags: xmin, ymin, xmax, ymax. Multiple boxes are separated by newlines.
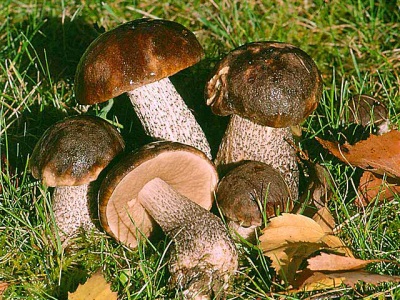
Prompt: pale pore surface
<box><xmin>105</xmin><ymin>151</ymin><xmax>218</xmax><ymax>248</ymax></box>
<box><xmin>127</xmin><ymin>78</ymin><xmax>211</xmax><ymax>159</ymax></box>
<box><xmin>52</xmin><ymin>184</ymin><xmax>96</xmax><ymax>240</ymax></box>
<box><xmin>138</xmin><ymin>178</ymin><xmax>238</xmax><ymax>299</ymax></box>
<box><xmin>215</xmin><ymin>114</ymin><xmax>299</xmax><ymax>200</ymax></box>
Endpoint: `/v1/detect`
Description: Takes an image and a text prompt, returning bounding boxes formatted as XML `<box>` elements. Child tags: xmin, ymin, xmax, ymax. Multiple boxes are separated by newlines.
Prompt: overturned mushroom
<box><xmin>98</xmin><ymin>141</ymin><xmax>218</xmax><ymax>248</ymax></box>
<box><xmin>29</xmin><ymin>115</ymin><xmax>125</xmax><ymax>240</ymax></box>
<box><xmin>75</xmin><ymin>18</ymin><xmax>211</xmax><ymax>158</ymax></box>
<box><xmin>139</xmin><ymin>178</ymin><xmax>238</xmax><ymax>299</ymax></box>
<box><xmin>205</xmin><ymin>42</ymin><xmax>323</xmax><ymax>199</ymax></box>
<box><xmin>216</xmin><ymin>161</ymin><xmax>290</xmax><ymax>241</ymax></box>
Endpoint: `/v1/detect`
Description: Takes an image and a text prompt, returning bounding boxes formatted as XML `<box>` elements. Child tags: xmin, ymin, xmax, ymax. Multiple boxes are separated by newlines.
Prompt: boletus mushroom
<box><xmin>75</xmin><ymin>18</ymin><xmax>211</xmax><ymax>158</ymax></box>
<box><xmin>139</xmin><ymin>178</ymin><xmax>238</xmax><ymax>299</ymax></box>
<box><xmin>98</xmin><ymin>141</ymin><xmax>218</xmax><ymax>248</ymax></box>
<box><xmin>205</xmin><ymin>42</ymin><xmax>323</xmax><ymax>200</ymax></box>
<box><xmin>29</xmin><ymin>115</ymin><xmax>125</xmax><ymax>240</ymax></box>
<box><xmin>216</xmin><ymin>161</ymin><xmax>290</xmax><ymax>241</ymax></box>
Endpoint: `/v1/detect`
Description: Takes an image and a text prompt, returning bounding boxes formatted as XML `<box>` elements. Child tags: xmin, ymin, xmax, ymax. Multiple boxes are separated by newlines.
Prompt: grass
<box><xmin>1</xmin><ymin>0</ymin><xmax>399</xmax><ymax>299</ymax></box>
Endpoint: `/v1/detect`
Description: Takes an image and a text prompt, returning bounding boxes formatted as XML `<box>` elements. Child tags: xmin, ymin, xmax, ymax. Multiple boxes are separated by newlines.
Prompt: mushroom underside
<box><xmin>101</xmin><ymin>150</ymin><xmax>218</xmax><ymax>248</ymax></box>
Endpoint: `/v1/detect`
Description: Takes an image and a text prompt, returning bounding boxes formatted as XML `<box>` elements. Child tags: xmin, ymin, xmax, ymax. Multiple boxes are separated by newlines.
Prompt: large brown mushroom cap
<box><xmin>205</xmin><ymin>41</ymin><xmax>323</xmax><ymax>127</ymax></box>
<box><xmin>98</xmin><ymin>141</ymin><xmax>218</xmax><ymax>248</ymax></box>
<box><xmin>29</xmin><ymin>115</ymin><xmax>125</xmax><ymax>187</ymax></box>
<box><xmin>75</xmin><ymin>18</ymin><xmax>204</xmax><ymax>105</ymax></box>
<box><xmin>216</xmin><ymin>161</ymin><xmax>291</xmax><ymax>228</ymax></box>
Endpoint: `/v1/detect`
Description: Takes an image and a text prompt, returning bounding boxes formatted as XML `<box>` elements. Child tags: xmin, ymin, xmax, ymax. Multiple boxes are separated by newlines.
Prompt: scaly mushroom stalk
<box><xmin>75</xmin><ymin>18</ymin><xmax>211</xmax><ymax>158</ymax></box>
<box><xmin>127</xmin><ymin>78</ymin><xmax>211</xmax><ymax>158</ymax></box>
<box><xmin>29</xmin><ymin>115</ymin><xmax>125</xmax><ymax>241</ymax></box>
<box><xmin>138</xmin><ymin>178</ymin><xmax>238</xmax><ymax>300</ymax></box>
<box><xmin>206</xmin><ymin>42</ymin><xmax>323</xmax><ymax>201</ymax></box>
<box><xmin>214</xmin><ymin>115</ymin><xmax>298</xmax><ymax>200</ymax></box>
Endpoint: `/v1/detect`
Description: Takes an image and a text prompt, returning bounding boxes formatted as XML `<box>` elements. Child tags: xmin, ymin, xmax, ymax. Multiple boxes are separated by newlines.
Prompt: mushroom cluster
<box><xmin>30</xmin><ymin>18</ymin><xmax>323</xmax><ymax>299</ymax></box>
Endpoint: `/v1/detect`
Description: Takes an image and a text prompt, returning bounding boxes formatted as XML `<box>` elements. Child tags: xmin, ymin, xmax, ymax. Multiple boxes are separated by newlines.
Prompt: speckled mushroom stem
<box><xmin>52</xmin><ymin>184</ymin><xmax>98</xmax><ymax>241</ymax></box>
<box><xmin>215</xmin><ymin>114</ymin><xmax>299</xmax><ymax>201</ymax></box>
<box><xmin>138</xmin><ymin>178</ymin><xmax>238</xmax><ymax>300</ymax></box>
<box><xmin>127</xmin><ymin>78</ymin><xmax>212</xmax><ymax>159</ymax></box>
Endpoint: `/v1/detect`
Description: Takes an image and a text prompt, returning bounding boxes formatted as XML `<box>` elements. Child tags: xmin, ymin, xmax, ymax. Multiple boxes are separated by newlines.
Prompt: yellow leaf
<box><xmin>68</xmin><ymin>271</ymin><xmax>117</xmax><ymax>300</ymax></box>
<box><xmin>259</xmin><ymin>213</ymin><xmax>351</xmax><ymax>283</ymax></box>
<box><xmin>0</xmin><ymin>282</ymin><xmax>9</xmax><ymax>300</ymax></box>
<box><xmin>307</xmin><ymin>253</ymin><xmax>381</xmax><ymax>271</ymax></box>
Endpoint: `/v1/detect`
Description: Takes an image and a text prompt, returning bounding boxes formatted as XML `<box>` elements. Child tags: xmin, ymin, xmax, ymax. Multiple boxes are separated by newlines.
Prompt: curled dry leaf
<box><xmin>0</xmin><ymin>282</ymin><xmax>8</xmax><ymax>298</ymax></box>
<box><xmin>307</xmin><ymin>253</ymin><xmax>381</xmax><ymax>272</ymax></box>
<box><xmin>312</xmin><ymin>207</ymin><xmax>336</xmax><ymax>234</ymax></box>
<box><xmin>356</xmin><ymin>171</ymin><xmax>400</xmax><ymax>206</ymax></box>
<box><xmin>68</xmin><ymin>271</ymin><xmax>117</xmax><ymax>300</ymax></box>
<box><xmin>259</xmin><ymin>213</ymin><xmax>352</xmax><ymax>283</ymax></box>
<box><xmin>316</xmin><ymin>130</ymin><xmax>400</xmax><ymax>178</ymax></box>
<box><xmin>292</xmin><ymin>269</ymin><xmax>400</xmax><ymax>292</ymax></box>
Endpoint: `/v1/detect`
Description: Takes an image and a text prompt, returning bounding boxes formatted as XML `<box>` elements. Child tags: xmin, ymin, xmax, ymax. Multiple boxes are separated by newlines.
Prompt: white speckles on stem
<box><xmin>127</xmin><ymin>78</ymin><xmax>212</xmax><ymax>159</ymax></box>
<box><xmin>52</xmin><ymin>184</ymin><xmax>97</xmax><ymax>240</ymax></box>
<box><xmin>215</xmin><ymin>114</ymin><xmax>299</xmax><ymax>200</ymax></box>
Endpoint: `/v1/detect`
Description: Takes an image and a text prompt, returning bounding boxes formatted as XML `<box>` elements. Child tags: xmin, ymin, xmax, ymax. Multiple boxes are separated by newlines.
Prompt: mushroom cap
<box><xmin>348</xmin><ymin>94</ymin><xmax>388</xmax><ymax>127</ymax></box>
<box><xmin>216</xmin><ymin>161</ymin><xmax>291</xmax><ymax>227</ymax></box>
<box><xmin>205</xmin><ymin>41</ymin><xmax>323</xmax><ymax>127</ymax></box>
<box><xmin>29</xmin><ymin>115</ymin><xmax>125</xmax><ymax>187</ymax></box>
<box><xmin>75</xmin><ymin>18</ymin><xmax>204</xmax><ymax>105</ymax></box>
<box><xmin>98</xmin><ymin>141</ymin><xmax>218</xmax><ymax>248</ymax></box>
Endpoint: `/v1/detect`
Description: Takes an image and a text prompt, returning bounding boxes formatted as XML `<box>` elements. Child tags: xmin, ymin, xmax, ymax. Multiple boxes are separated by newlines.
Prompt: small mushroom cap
<box><xmin>75</xmin><ymin>18</ymin><xmax>204</xmax><ymax>105</ymax></box>
<box><xmin>98</xmin><ymin>141</ymin><xmax>218</xmax><ymax>248</ymax></box>
<box><xmin>29</xmin><ymin>115</ymin><xmax>125</xmax><ymax>187</ymax></box>
<box><xmin>205</xmin><ymin>42</ymin><xmax>323</xmax><ymax>127</ymax></box>
<box><xmin>348</xmin><ymin>94</ymin><xmax>388</xmax><ymax>128</ymax></box>
<box><xmin>216</xmin><ymin>161</ymin><xmax>291</xmax><ymax>227</ymax></box>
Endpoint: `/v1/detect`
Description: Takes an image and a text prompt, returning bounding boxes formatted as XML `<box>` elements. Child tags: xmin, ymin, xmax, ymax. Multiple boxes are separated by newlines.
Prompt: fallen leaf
<box><xmin>312</xmin><ymin>207</ymin><xmax>335</xmax><ymax>234</ymax></box>
<box><xmin>0</xmin><ymin>282</ymin><xmax>9</xmax><ymax>298</ymax></box>
<box><xmin>316</xmin><ymin>130</ymin><xmax>400</xmax><ymax>178</ymax></box>
<box><xmin>259</xmin><ymin>214</ymin><xmax>350</xmax><ymax>282</ymax></box>
<box><xmin>292</xmin><ymin>269</ymin><xmax>400</xmax><ymax>292</ymax></box>
<box><xmin>356</xmin><ymin>171</ymin><xmax>400</xmax><ymax>206</ymax></box>
<box><xmin>68</xmin><ymin>271</ymin><xmax>117</xmax><ymax>300</ymax></box>
<box><xmin>307</xmin><ymin>253</ymin><xmax>380</xmax><ymax>271</ymax></box>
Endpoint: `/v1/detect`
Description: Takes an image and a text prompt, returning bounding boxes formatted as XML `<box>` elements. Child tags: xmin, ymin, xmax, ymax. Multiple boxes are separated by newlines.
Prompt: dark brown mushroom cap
<box><xmin>216</xmin><ymin>161</ymin><xmax>291</xmax><ymax>227</ymax></box>
<box><xmin>98</xmin><ymin>141</ymin><xmax>218</xmax><ymax>248</ymax></box>
<box><xmin>75</xmin><ymin>18</ymin><xmax>204</xmax><ymax>105</ymax></box>
<box><xmin>205</xmin><ymin>42</ymin><xmax>323</xmax><ymax>127</ymax></box>
<box><xmin>348</xmin><ymin>94</ymin><xmax>388</xmax><ymax>127</ymax></box>
<box><xmin>29</xmin><ymin>115</ymin><xmax>125</xmax><ymax>187</ymax></box>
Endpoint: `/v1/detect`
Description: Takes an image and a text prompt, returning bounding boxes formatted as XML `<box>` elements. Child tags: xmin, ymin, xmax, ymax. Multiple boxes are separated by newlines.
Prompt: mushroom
<box><xmin>98</xmin><ymin>141</ymin><xmax>218</xmax><ymax>248</ymax></box>
<box><xmin>75</xmin><ymin>18</ymin><xmax>211</xmax><ymax>158</ymax></box>
<box><xmin>205</xmin><ymin>42</ymin><xmax>323</xmax><ymax>200</ymax></box>
<box><xmin>215</xmin><ymin>161</ymin><xmax>290</xmax><ymax>241</ymax></box>
<box><xmin>29</xmin><ymin>115</ymin><xmax>125</xmax><ymax>240</ymax></box>
<box><xmin>138</xmin><ymin>178</ymin><xmax>238</xmax><ymax>299</ymax></box>
<box><xmin>348</xmin><ymin>94</ymin><xmax>390</xmax><ymax>135</ymax></box>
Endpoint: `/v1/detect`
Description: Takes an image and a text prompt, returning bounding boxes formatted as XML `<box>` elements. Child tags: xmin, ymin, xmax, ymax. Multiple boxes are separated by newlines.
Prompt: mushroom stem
<box><xmin>127</xmin><ymin>78</ymin><xmax>211</xmax><ymax>159</ymax></box>
<box><xmin>52</xmin><ymin>184</ymin><xmax>97</xmax><ymax>240</ymax></box>
<box><xmin>215</xmin><ymin>114</ymin><xmax>299</xmax><ymax>200</ymax></box>
<box><xmin>138</xmin><ymin>178</ymin><xmax>238</xmax><ymax>299</ymax></box>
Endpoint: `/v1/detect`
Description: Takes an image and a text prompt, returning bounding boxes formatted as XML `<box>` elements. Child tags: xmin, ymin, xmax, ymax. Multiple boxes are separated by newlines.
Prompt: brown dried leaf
<box><xmin>356</xmin><ymin>171</ymin><xmax>400</xmax><ymax>206</ymax></box>
<box><xmin>307</xmin><ymin>253</ymin><xmax>380</xmax><ymax>271</ymax></box>
<box><xmin>68</xmin><ymin>271</ymin><xmax>117</xmax><ymax>300</ymax></box>
<box><xmin>312</xmin><ymin>207</ymin><xmax>335</xmax><ymax>234</ymax></box>
<box><xmin>0</xmin><ymin>282</ymin><xmax>8</xmax><ymax>298</ymax></box>
<box><xmin>316</xmin><ymin>130</ymin><xmax>400</xmax><ymax>178</ymax></box>
<box><xmin>292</xmin><ymin>269</ymin><xmax>400</xmax><ymax>292</ymax></box>
<box><xmin>259</xmin><ymin>214</ymin><xmax>349</xmax><ymax>282</ymax></box>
